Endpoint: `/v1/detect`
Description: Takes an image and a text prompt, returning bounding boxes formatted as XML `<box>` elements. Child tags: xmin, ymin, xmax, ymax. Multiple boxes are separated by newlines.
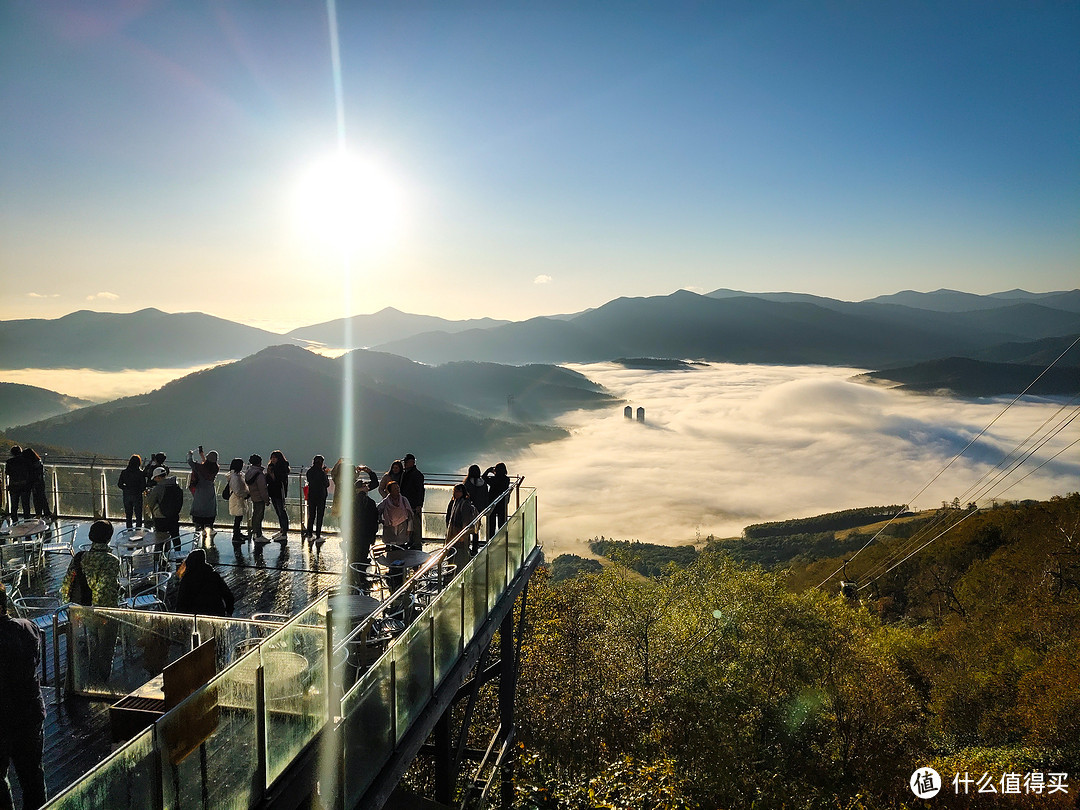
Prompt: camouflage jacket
<box><xmin>62</xmin><ymin>543</ymin><xmax>121</xmax><ymax>607</ymax></box>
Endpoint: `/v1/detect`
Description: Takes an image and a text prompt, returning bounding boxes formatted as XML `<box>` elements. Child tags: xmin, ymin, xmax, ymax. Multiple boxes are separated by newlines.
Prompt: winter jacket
<box><xmin>227</xmin><ymin>470</ymin><xmax>249</xmax><ymax>517</ymax></box>
<box><xmin>377</xmin><ymin>494</ymin><xmax>412</xmax><ymax>528</ymax></box>
<box><xmin>245</xmin><ymin>465</ymin><xmax>268</xmax><ymax>504</ymax></box>
<box><xmin>463</xmin><ymin>476</ymin><xmax>489</xmax><ymax>512</ymax></box>
<box><xmin>176</xmin><ymin>550</ymin><xmax>234</xmax><ymax>616</ymax></box>
<box><xmin>306</xmin><ymin>466</ymin><xmax>330</xmax><ymax>501</ymax></box>
<box><xmin>266</xmin><ymin>459</ymin><xmax>290</xmax><ymax>499</ymax></box>
<box><xmin>117</xmin><ymin>466</ymin><xmax>145</xmax><ymax>494</ymax></box>
<box><xmin>61</xmin><ymin>543</ymin><xmax>121</xmax><ymax>607</ymax></box>
<box><xmin>5</xmin><ymin>454</ymin><xmax>29</xmax><ymax>490</ymax></box>
<box><xmin>187</xmin><ymin>457</ymin><xmax>219</xmax><ymax>520</ymax></box>
<box><xmin>0</xmin><ymin>615</ymin><xmax>45</xmax><ymax>726</ymax></box>
<box><xmin>446</xmin><ymin>497</ymin><xmax>479</xmax><ymax>536</ymax></box>
<box><xmin>400</xmin><ymin>466</ymin><xmax>425</xmax><ymax>511</ymax></box>
<box><xmin>144</xmin><ymin>475</ymin><xmax>181</xmax><ymax>520</ymax></box>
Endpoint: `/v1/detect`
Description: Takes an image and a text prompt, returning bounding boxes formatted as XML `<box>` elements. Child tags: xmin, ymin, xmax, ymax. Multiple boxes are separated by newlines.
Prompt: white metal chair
<box><xmin>119</xmin><ymin>571</ymin><xmax>171</xmax><ymax>610</ymax></box>
<box><xmin>42</xmin><ymin>522</ymin><xmax>80</xmax><ymax>556</ymax></box>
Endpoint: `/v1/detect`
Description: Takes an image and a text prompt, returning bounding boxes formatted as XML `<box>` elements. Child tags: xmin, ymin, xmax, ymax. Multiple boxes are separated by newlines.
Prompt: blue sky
<box><xmin>2</xmin><ymin>1</ymin><xmax>1077</xmax><ymax>328</ymax></box>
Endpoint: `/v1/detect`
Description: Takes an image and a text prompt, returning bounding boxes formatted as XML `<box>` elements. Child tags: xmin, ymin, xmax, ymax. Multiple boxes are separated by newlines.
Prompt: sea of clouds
<box><xmin>506</xmin><ymin>363</ymin><xmax>1080</xmax><ymax>559</ymax></box>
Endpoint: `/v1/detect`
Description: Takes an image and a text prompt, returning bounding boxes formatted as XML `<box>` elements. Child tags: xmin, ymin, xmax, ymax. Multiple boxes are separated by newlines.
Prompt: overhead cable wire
<box><xmin>857</xmin><ymin>401</ymin><xmax>1079</xmax><ymax>589</ymax></box>
<box><xmin>816</xmin><ymin>334</ymin><xmax>1080</xmax><ymax>590</ymax></box>
<box><xmin>856</xmin><ymin>397</ymin><xmax>1080</xmax><ymax>585</ymax></box>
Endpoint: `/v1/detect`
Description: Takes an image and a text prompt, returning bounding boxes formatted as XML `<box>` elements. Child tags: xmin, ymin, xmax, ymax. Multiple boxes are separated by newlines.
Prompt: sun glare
<box><xmin>291</xmin><ymin>150</ymin><xmax>405</xmax><ymax>256</ymax></box>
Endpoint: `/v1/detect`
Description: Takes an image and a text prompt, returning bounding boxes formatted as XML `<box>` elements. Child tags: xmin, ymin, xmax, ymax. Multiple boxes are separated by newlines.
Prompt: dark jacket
<box><xmin>176</xmin><ymin>550</ymin><xmax>234</xmax><ymax>617</ymax></box>
<box><xmin>463</xmin><ymin>476</ymin><xmax>489</xmax><ymax>512</ymax></box>
<box><xmin>266</xmin><ymin>459</ymin><xmax>290</xmax><ymax>499</ymax></box>
<box><xmin>0</xmin><ymin>614</ymin><xmax>46</xmax><ymax>726</ymax></box>
<box><xmin>306</xmin><ymin>466</ymin><xmax>330</xmax><ymax>500</ymax></box>
<box><xmin>400</xmin><ymin>466</ymin><xmax>425</xmax><ymax>511</ymax></box>
<box><xmin>5</xmin><ymin>454</ymin><xmax>29</xmax><ymax>490</ymax></box>
<box><xmin>117</xmin><ymin>466</ymin><xmax>145</xmax><ymax>493</ymax></box>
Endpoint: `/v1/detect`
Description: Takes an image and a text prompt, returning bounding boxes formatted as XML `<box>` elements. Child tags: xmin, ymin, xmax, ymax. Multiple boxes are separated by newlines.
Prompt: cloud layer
<box><xmin>507</xmin><ymin>363</ymin><xmax>1080</xmax><ymax>558</ymax></box>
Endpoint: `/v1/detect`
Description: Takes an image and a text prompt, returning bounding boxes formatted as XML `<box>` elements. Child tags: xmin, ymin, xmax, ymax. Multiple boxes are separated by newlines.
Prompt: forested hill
<box><xmin>519</xmin><ymin>494</ymin><xmax>1080</xmax><ymax>808</ymax></box>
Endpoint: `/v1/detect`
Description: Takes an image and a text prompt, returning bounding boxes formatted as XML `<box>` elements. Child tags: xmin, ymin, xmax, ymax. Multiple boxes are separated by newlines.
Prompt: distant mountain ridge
<box><xmin>286</xmin><ymin>307</ymin><xmax>511</xmax><ymax>348</ymax></box>
<box><xmin>0</xmin><ymin>308</ymin><xmax>303</xmax><ymax>370</ymax></box>
<box><xmin>0</xmin><ymin>382</ymin><xmax>91</xmax><ymax>430</ymax></box>
<box><xmin>857</xmin><ymin>356</ymin><xmax>1080</xmax><ymax>397</ymax></box>
<box><xmin>8</xmin><ymin>345</ymin><xmax>614</xmax><ymax>468</ymax></box>
<box><xmin>373</xmin><ymin>290</ymin><xmax>1080</xmax><ymax>367</ymax></box>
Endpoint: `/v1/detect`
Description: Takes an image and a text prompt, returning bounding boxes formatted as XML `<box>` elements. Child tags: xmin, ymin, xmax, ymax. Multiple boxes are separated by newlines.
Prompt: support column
<box><xmin>498</xmin><ymin>613</ymin><xmax>516</xmax><ymax>808</ymax></box>
<box><xmin>433</xmin><ymin>711</ymin><xmax>453</xmax><ymax>804</ymax></box>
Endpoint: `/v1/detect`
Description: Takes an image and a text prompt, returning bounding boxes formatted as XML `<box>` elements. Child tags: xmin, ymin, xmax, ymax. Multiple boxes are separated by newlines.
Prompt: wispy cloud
<box><xmin>27</xmin><ymin>292</ymin><xmax>60</xmax><ymax>299</ymax></box>
<box><xmin>533</xmin><ymin>274</ymin><xmax>552</xmax><ymax>285</ymax></box>
<box><xmin>85</xmin><ymin>291</ymin><xmax>120</xmax><ymax>301</ymax></box>
<box><xmin>506</xmin><ymin>363</ymin><xmax>1080</xmax><ymax>558</ymax></box>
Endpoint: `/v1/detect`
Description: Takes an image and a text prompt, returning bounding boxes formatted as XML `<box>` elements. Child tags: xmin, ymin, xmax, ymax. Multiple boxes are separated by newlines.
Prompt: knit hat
<box><xmin>153</xmin><ymin>466</ymin><xmax>167</xmax><ymax>478</ymax></box>
<box><xmin>89</xmin><ymin>520</ymin><xmax>114</xmax><ymax>544</ymax></box>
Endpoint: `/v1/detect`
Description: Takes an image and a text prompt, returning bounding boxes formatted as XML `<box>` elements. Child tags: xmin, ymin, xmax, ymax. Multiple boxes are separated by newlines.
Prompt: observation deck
<box><xmin>2</xmin><ymin>463</ymin><xmax>541</xmax><ymax>810</ymax></box>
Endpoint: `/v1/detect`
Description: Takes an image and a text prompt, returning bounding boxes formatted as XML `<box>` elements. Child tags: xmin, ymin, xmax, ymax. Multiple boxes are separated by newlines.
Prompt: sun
<box><xmin>291</xmin><ymin>150</ymin><xmax>406</xmax><ymax>256</ymax></box>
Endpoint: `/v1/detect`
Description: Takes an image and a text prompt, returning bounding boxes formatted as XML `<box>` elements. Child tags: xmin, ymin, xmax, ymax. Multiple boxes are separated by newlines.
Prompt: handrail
<box><xmin>333</xmin><ymin>477</ymin><xmax>524</xmax><ymax>652</ymax></box>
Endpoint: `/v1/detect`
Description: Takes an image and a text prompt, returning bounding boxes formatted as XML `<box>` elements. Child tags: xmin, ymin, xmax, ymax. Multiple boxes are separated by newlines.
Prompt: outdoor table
<box><xmin>6</xmin><ymin>519</ymin><xmax>48</xmax><ymax>539</ymax></box>
<box><xmin>329</xmin><ymin>593</ymin><xmax>382</xmax><ymax>624</ymax></box>
<box><xmin>372</xmin><ymin>549</ymin><xmax>431</xmax><ymax>569</ymax></box>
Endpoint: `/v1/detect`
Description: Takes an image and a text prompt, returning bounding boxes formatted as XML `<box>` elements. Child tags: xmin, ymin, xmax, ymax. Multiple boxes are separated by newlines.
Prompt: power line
<box><xmin>816</xmin><ymin>334</ymin><xmax>1080</xmax><ymax>590</ymax></box>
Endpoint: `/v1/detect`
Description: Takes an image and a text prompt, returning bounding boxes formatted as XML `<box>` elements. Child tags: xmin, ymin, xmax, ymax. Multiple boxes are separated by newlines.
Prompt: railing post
<box><xmin>100</xmin><ymin>469</ymin><xmax>108</xmax><ymax>519</ymax></box>
<box><xmin>326</xmin><ymin>606</ymin><xmax>335</xmax><ymax>721</ymax></box>
<box><xmin>51</xmin><ymin>467</ymin><xmax>60</xmax><ymax>518</ymax></box>
<box><xmin>255</xmin><ymin>664</ymin><xmax>267</xmax><ymax>801</ymax></box>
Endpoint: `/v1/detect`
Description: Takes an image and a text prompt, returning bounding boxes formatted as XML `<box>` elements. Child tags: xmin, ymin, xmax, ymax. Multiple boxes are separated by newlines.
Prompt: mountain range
<box><xmin>7</xmin><ymin>345</ymin><xmax>615</xmax><ymax>468</ymax></box>
<box><xmin>4</xmin><ymin>288</ymin><xmax>1079</xmax><ymax>372</ymax></box>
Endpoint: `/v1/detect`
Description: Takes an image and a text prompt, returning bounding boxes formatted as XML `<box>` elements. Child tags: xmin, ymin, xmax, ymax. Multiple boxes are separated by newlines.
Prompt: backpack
<box><xmin>160</xmin><ymin>481</ymin><xmax>184</xmax><ymax>518</ymax></box>
<box><xmin>69</xmin><ymin>551</ymin><xmax>94</xmax><ymax>606</ymax></box>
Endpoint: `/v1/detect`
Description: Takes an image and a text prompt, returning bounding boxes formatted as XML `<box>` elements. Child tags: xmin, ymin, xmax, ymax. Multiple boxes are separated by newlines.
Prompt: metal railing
<box><xmin>41</xmin><ymin>485</ymin><xmax>538</xmax><ymax>810</ymax></box>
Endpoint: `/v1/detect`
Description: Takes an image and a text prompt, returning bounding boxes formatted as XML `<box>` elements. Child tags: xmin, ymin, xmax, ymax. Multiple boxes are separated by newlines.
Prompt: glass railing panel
<box><xmin>262</xmin><ymin>597</ymin><xmax>330</xmax><ymax>786</ymax></box>
<box><xmin>462</xmin><ymin>544</ymin><xmax>488</xmax><ymax>641</ymax></box>
<box><xmin>507</xmin><ymin>510</ymin><xmax>524</xmax><ymax>578</ymax></box>
<box><xmin>524</xmin><ymin>492</ymin><xmax>537</xmax><ymax>555</ymax></box>
<box><xmin>341</xmin><ymin>655</ymin><xmax>394</xmax><ymax>806</ymax></box>
<box><xmin>432</xmin><ymin>575</ymin><xmax>463</xmax><ymax>688</ymax></box>
<box><xmin>392</xmin><ymin>614</ymin><xmax>433</xmax><ymax>744</ymax></box>
<box><xmin>69</xmin><ymin>607</ymin><xmax>195</xmax><ymax>698</ymax></box>
<box><xmin>42</xmin><ymin>726</ymin><xmax>157</xmax><ymax>810</ymax></box>
<box><xmin>195</xmin><ymin>615</ymin><xmax>270</xmax><ymax>671</ymax></box>
<box><xmin>487</xmin><ymin>528</ymin><xmax>509</xmax><ymax>608</ymax></box>
<box><xmin>157</xmin><ymin>649</ymin><xmax>260</xmax><ymax>810</ymax></box>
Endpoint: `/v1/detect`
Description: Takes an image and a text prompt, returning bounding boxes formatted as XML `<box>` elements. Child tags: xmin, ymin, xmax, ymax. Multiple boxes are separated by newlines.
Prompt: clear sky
<box><xmin>2</xmin><ymin>1</ymin><xmax>1077</xmax><ymax>330</ymax></box>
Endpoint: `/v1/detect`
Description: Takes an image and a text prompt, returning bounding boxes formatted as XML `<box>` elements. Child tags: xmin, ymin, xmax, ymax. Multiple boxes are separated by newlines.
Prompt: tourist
<box><xmin>377</xmin><ymin>480</ymin><xmax>412</xmax><ymax>547</ymax></box>
<box><xmin>463</xmin><ymin>464</ymin><xmax>490</xmax><ymax>515</ymax></box>
<box><xmin>245</xmin><ymin>454</ymin><xmax>269</xmax><ymax>544</ymax></box>
<box><xmin>226</xmin><ymin>458</ymin><xmax>249</xmax><ymax>544</ymax></box>
<box><xmin>176</xmin><ymin>549</ymin><xmax>234</xmax><ymax>617</ymax></box>
<box><xmin>0</xmin><ymin>581</ymin><xmax>47</xmax><ymax>810</ymax></box>
<box><xmin>445</xmin><ymin>483</ymin><xmax>479</xmax><ymax>562</ymax></box>
<box><xmin>400</xmin><ymin>453</ymin><xmax>425</xmax><ymax>550</ymax></box>
<box><xmin>142</xmin><ymin>451</ymin><xmax>168</xmax><ymax>489</ymax></box>
<box><xmin>378</xmin><ymin>459</ymin><xmax>403</xmax><ymax>497</ymax></box>
<box><xmin>265</xmin><ymin>450</ymin><xmax>290</xmax><ymax>543</ymax></box>
<box><xmin>144</xmin><ymin>466</ymin><xmax>183</xmax><ymax>552</ymax></box>
<box><xmin>305</xmin><ymin>455</ymin><xmax>331</xmax><ymax>544</ymax></box>
<box><xmin>61</xmin><ymin>520</ymin><xmax>121</xmax><ymax>682</ymax></box>
<box><xmin>22</xmin><ymin>447</ymin><xmax>51</xmax><ymax>520</ymax></box>
<box><xmin>187</xmin><ymin>446</ymin><xmax>219</xmax><ymax>541</ymax></box>
<box><xmin>483</xmin><ymin>462</ymin><xmax>512</xmax><ymax>535</ymax></box>
<box><xmin>117</xmin><ymin>454</ymin><xmax>145</xmax><ymax>530</ymax></box>
<box><xmin>348</xmin><ymin>467</ymin><xmax>380</xmax><ymax>570</ymax></box>
<box><xmin>5</xmin><ymin>445</ymin><xmax>29</xmax><ymax>521</ymax></box>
